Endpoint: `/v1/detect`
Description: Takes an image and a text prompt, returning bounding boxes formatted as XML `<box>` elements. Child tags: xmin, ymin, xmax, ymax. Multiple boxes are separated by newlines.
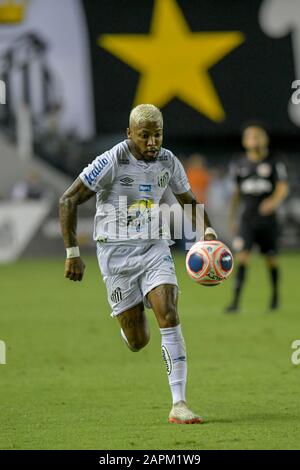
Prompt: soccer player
<box><xmin>226</xmin><ymin>122</ymin><xmax>289</xmax><ymax>312</ymax></box>
<box><xmin>59</xmin><ymin>104</ymin><xmax>217</xmax><ymax>424</ymax></box>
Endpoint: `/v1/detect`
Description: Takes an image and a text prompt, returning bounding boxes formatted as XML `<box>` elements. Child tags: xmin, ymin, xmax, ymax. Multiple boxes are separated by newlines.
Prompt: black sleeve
<box><xmin>273</xmin><ymin>154</ymin><xmax>288</xmax><ymax>183</ymax></box>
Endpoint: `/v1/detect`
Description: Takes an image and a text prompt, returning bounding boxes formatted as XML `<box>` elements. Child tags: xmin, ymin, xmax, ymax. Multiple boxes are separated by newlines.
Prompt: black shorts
<box><xmin>236</xmin><ymin>217</ymin><xmax>278</xmax><ymax>255</ymax></box>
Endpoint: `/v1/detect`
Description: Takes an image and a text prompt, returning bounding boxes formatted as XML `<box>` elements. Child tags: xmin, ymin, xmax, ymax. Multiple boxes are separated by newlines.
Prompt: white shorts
<box><xmin>96</xmin><ymin>240</ymin><xmax>178</xmax><ymax>317</ymax></box>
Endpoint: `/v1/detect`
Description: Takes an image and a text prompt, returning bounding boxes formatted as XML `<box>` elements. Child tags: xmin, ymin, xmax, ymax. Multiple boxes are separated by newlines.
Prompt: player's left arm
<box><xmin>259</xmin><ymin>180</ymin><xmax>289</xmax><ymax>215</ymax></box>
<box><xmin>259</xmin><ymin>161</ymin><xmax>289</xmax><ymax>216</ymax></box>
<box><xmin>175</xmin><ymin>190</ymin><xmax>217</xmax><ymax>241</ymax></box>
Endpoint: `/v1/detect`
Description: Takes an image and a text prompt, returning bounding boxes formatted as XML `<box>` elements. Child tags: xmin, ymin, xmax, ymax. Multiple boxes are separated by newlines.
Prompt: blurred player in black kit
<box><xmin>226</xmin><ymin>122</ymin><xmax>289</xmax><ymax>312</ymax></box>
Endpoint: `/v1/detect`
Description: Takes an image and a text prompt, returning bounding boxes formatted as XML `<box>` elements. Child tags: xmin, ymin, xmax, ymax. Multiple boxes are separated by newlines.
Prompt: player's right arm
<box><xmin>228</xmin><ymin>186</ymin><xmax>241</xmax><ymax>236</ymax></box>
<box><xmin>59</xmin><ymin>177</ymin><xmax>95</xmax><ymax>281</ymax></box>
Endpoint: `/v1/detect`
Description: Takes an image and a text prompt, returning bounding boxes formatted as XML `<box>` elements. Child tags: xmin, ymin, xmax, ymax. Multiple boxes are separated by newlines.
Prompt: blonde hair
<box><xmin>129</xmin><ymin>104</ymin><xmax>163</xmax><ymax>127</ymax></box>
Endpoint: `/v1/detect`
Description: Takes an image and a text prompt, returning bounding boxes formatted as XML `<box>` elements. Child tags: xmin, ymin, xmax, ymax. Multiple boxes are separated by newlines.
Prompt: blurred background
<box><xmin>0</xmin><ymin>0</ymin><xmax>299</xmax><ymax>261</ymax></box>
<box><xmin>1</xmin><ymin>0</ymin><xmax>300</xmax><ymax>451</ymax></box>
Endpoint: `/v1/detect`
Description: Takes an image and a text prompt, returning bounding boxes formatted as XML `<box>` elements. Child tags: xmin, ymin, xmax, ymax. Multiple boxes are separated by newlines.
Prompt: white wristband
<box><xmin>204</xmin><ymin>227</ymin><xmax>218</xmax><ymax>239</ymax></box>
<box><xmin>66</xmin><ymin>246</ymin><xmax>80</xmax><ymax>259</ymax></box>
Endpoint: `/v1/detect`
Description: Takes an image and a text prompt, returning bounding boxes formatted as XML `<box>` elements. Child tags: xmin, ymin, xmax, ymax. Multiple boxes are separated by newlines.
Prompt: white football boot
<box><xmin>168</xmin><ymin>401</ymin><xmax>204</xmax><ymax>424</ymax></box>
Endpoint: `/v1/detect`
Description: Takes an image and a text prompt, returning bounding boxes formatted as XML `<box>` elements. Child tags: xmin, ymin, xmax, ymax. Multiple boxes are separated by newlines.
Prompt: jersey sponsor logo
<box><xmin>241</xmin><ymin>178</ymin><xmax>272</xmax><ymax>195</ymax></box>
<box><xmin>110</xmin><ymin>287</ymin><xmax>122</xmax><ymax>304</ymax></box>
<box><xmin>257</xmin><ymin>163</ymin><xmax>271</xmax><ymax>178</ymax></box>
<box><xmin>127</xmin><ymin>198</ymin><xmax>154</xmax><ymax>232</ymax></box>
<box><xmin>120</xmin><ymin>176</ymin><xmax>134</xmax><ymax>186</ymax></box>
<box><xmin>162</xmin><ymin>345</ymin><xmax>172</xmax><ymax>375</ymax></box>
<box><xmin>84</xmin><ymin>157</ymin><xmax>108</xmax><ymax>185</ymax></box>
<box><xmin>158</xmin><ymin>169</ymin><xmax>170</xmax><ymax>188</ymax></box>
<box><xmin>139</xmin><ymin>184</ymin><xmax>151</xmax><ymax>191</ymax></box>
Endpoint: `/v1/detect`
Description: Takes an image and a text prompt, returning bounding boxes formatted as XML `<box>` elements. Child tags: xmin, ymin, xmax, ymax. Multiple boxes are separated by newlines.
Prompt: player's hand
<box><xmin>64</xmin><ymin>257</ymin><xmax>85</xmax><ymax>281</ymax></box>
<box><xmin>258</xmin><ymin>198</ymin><xmax>276</xmax><ymax>216</ymax></box>
<box><xmin>229</xmin><ymin>219</ymin><xmax>238</xmax><ymax>236</ymax></box>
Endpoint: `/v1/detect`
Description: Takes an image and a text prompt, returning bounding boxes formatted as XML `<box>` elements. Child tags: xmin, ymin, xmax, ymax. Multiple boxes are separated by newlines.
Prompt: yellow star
<box><xmin>98</xmin><ymin>0</ymin><xmax>244</xmax><ymax>122</ymax></box>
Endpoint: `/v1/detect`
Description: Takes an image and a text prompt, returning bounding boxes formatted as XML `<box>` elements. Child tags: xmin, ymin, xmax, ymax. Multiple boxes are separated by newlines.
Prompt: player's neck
<box><xmin>246</xmin><ymin>147</ymin><xmax>269</xmax><ymax>162</ymax></box>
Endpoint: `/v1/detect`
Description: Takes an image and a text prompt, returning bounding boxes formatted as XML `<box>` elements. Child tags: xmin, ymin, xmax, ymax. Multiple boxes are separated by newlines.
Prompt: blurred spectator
<box><xmin>35</xmin><ymin>102</ymin><xmax>63</xmax><ymax>139</ymax></box>
<box><xmin>185</xmin><ymin>153</ymin><xmax>211</xmax><ymax>203</ymax></box>
<box><xmin>11</xmin><ymin>169</ymin><xmax>49</xmax><ymax>200</ymax></box>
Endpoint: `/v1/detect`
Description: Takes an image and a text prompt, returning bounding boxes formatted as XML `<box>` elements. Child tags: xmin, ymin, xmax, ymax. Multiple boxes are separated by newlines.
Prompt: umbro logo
<box><xmin>120</xmin><ymin>177</ymin><xmax>134</xmax><ymax>186</ymax></box>
<box><xmin>111</xmin><ymin>287</ymin><xmax>122</xmax><ymax>304</ymax></box>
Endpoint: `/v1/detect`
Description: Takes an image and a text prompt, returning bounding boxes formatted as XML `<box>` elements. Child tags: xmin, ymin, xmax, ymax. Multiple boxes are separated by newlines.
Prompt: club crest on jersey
<box><xmin>257</xmin><ymin>163</ymin><xmax>271</xmax><ymax>177</ymax></box>
<box><xmin>157</xmin><ymin>169</ymin><xmax>170</xmax><ymax>188</ymax></box>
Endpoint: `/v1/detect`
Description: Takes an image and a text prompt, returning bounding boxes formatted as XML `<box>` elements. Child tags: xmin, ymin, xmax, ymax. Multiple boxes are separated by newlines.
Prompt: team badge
<box><xmin>257</xmin><ymin>163</ymin><xmax>271</xmax><ymax>177</ymax></box>
<box><xmin>111</xmin><ymin>287</ymin><xmax>122</xmax><ymax>304</ymax></box>
<box><xmin>157</xmin><ymin>169</ymin><xmax>170</xmax><ymax>188</ymax></box>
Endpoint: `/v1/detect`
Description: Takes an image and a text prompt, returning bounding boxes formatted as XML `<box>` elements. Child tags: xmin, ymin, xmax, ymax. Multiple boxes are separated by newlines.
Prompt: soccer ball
<box><xmin>186</xmin><ymin>240</ymin><xmax>234</xmax><ymax>286</ymax></box>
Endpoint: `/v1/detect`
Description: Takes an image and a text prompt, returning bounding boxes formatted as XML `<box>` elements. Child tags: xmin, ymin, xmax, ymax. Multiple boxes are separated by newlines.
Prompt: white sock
<box><xmin>160</xmin><ymin>324</ymin><xmax>187</xmax><ymax>404</ymax></box>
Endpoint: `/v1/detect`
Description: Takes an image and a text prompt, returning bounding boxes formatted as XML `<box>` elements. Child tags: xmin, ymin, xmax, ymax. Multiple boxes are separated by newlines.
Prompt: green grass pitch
<box><xmin>0</xmin><ymin>251</ymin><xmax>300</xmax><ymax>450</ymax></box>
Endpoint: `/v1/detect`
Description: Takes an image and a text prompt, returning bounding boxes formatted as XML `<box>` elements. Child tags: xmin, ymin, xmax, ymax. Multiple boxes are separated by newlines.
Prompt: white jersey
<box><xmin>79</xmin><ymin>140</ymin><xmax>190</xmax><ymax>244</ymax></box>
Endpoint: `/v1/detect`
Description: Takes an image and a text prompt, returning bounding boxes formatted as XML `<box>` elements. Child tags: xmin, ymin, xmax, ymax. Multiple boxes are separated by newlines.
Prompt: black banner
<box><xmin>82</xmin><ymin>0</ymin><xmax>298</xmax><ymax>138</ymax></box>
<box><xmin>0</xmin><ymin>449</ymin><xmax>296</xmax><ymax>467</ymax></box>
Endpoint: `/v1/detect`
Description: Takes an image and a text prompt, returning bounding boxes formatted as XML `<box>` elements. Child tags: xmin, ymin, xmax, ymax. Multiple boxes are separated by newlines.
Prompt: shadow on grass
<box><xmin>205</xmin><ymin>412</ymin><xmax>300</xmax><ymax>425</ymax></box>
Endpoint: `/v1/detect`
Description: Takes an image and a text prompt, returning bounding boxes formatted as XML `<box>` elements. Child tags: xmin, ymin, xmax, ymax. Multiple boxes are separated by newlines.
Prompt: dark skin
<box><xmin>59</xmin><ymin>117</ymin><xmax>216</xmax><ymax>351</ymax></box>
<box><xmin>127</xmin><ymin>119</ymin><xmax>163</xmax><ymax>161</ymax></box>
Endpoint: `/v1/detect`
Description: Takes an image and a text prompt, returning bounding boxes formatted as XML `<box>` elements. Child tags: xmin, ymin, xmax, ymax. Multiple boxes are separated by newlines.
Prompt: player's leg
<box><xmin>225</xmin><ymin>249</ymin><xmax>251</xmax><ymax>312</ymax></box>
<box><xmin>105</xmin><ymin>276</ymin><xmax>150</xmax><ymax>351</ymax></box>
<box><xmin>116</xmin><ymin>302</ymin><xmax>150</xmax><ymax>352</ymax></box>
<box><xmin>146</xmin><ymin>284</ymin><xmax>203</xmax><ymax>424</ymax></box>
<box><xmin>101</xmin><ymin>266</ymin><xmax>150</xmax><ymax>350</ymax></box>
<box><xmin>265</xmin><ymin>255</ymin><xmax>279</xmax><ymax>310</ymax></box>
<box><xmin>225</xmin><ymin>221</ymin><xmax>253</xmax><ymax>312</ymax></box>
<box><xmin>258</xmin><ymin>221</ymin><xmax>279</xmax><ymax>310</ymax></box>
<box><xmin>254</xmin><ymin>217</ymin><xmax>280</xmax><ymax>310</ymax></box>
